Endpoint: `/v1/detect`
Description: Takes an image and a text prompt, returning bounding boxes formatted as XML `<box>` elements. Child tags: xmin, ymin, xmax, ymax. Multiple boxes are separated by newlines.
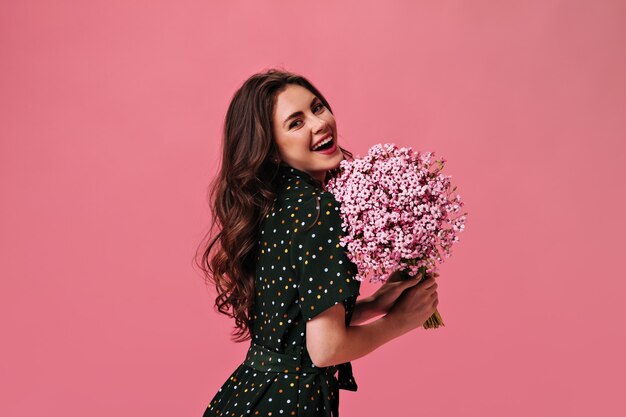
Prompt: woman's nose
<box><xmin>311</xmin><ymin>116</ymin><xmax>329</xmax><ymax>133</ymax></box>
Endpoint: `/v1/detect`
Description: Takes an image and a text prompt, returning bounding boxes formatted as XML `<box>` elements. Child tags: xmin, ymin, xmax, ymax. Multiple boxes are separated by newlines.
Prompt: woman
<box><xmin>197</xmin><ymin>68</ymin><xmax>439</xmax><ymax>417</ymax></box>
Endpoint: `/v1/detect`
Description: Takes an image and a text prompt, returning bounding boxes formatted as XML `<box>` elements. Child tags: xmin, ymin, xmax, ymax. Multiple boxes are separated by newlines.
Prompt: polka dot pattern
<box><xmin>203</xmin><ymin>163</ymin><xmax>361</xmax><ymax>417</ymax></box>
<box><xmin>289</xmin><ymin>190</ymin><xmax>361</xmax><ymax>322</ymax></box>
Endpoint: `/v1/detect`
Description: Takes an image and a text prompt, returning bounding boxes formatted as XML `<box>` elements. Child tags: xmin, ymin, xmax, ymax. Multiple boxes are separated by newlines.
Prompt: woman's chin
<box><xmin>310</xmin><ymin>153</ymin><xmax>338</xmax><ymax>167</ymax></box>
<box><xmin>331</xmin><ymin>154</ymin><xmax>344</xmax><ymax>168</ymax></box>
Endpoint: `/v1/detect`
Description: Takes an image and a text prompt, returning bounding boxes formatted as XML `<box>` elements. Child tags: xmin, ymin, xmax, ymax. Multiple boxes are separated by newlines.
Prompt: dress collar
<box><xmin>277</xmin><ymin>163</ymin><xmax>324</xmax><ymax>191</ymax></box>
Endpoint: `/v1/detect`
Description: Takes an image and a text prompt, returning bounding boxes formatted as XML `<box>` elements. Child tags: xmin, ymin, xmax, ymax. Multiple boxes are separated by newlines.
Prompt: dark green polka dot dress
<box><xmin>203</xmin><ymin>163</ymin><xmax>362</xmax><ymax>417</ymax></box>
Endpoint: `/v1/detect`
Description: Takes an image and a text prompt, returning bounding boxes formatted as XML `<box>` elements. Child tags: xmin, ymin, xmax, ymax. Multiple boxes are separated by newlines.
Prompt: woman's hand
<box><xmin>371</xmin><ymin>270</ymin><xmax>432</xmax><ymax>315</ymax></box>
<box><xmin>386</xmin><ymin>273</ymin><xmax>439</xmax><ymax>332</ymax></box>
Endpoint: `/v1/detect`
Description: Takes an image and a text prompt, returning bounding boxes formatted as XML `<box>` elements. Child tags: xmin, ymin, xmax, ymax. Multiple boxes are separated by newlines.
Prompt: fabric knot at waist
<box><xmin>243</xmin><ymin>342</ymin><xmax>358</xmax><ymax>391</ymax></box>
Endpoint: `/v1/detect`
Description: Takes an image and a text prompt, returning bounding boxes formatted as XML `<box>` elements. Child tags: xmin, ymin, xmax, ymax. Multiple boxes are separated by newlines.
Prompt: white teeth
<box><xmin>311</xmin><ymin>136</ymin><xmax>333</xmax><ymax>150</ymax></box>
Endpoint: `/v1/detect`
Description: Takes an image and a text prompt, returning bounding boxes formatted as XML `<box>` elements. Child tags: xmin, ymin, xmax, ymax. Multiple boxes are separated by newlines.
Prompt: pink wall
<box><xmin>1</xmin><ymin>1</ymin><xmax>624</xmax><ymax>416</ymax></box>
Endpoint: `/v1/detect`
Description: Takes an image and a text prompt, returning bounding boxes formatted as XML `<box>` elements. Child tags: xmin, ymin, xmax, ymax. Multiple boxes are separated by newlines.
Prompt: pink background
<box><xmin>1</xmin><ymin>1</ymin><xmax>625</xmax><ymax>416</ymax></box>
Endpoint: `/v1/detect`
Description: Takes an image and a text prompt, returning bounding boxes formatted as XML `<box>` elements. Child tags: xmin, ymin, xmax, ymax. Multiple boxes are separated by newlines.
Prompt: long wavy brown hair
<box><xmin>195</xmin><ymin>68</ymin><xmax>354</xmax><ymax>342</ymax></box>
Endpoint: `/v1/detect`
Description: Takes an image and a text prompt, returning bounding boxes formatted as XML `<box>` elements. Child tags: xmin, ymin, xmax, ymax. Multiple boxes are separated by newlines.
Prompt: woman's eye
<box><xmin>289</xmin><ymin>104</ymin><xmax>324</xmax><ymax>129</ymax></box>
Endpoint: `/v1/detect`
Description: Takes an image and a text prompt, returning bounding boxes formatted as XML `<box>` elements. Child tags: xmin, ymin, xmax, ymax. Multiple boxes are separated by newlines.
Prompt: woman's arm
<box><xmin>306</xmin><ymin>275</ymin><xmax>438</xmax><ymax>368</ymax></box>
<box><xmin>350</xmin><ymin>295</ymin><xmax>384</xmax><ymax>325</ymax></box>
<box><xmin>306</xmin><ymin>302</ymin><xmax>410</xmax><ymax>368</ymax></box>
<box><xmin>350</xmin><ymin>271</ymin><xmax>426</xmax><ymax>325</ymax></box>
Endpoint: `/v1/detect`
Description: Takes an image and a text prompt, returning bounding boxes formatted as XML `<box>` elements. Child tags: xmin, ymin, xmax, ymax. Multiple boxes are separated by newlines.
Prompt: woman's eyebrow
<box><xmin>283</xmin><ymin>97</ymin><xmax>319</xmax><ymax>127</ymax></box>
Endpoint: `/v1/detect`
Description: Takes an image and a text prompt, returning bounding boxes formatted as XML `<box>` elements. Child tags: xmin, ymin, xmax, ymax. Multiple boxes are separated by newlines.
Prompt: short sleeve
<box><xmin>290</xmin><ymin>192</ymin><xmax>361</xmax><ymax>322</ymax></box>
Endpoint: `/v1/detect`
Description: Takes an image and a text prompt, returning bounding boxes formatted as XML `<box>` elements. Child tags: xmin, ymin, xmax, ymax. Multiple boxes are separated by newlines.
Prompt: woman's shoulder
<box><xmin>284</xmin><ymin>190</ymin><xmax>346</xmax><ymax>240</ymax></box>
<box><xmin>267</xmin><ymin>187</ymin><xmax>338</xmax><ymax>237</ymax></box>
<box><xmin>282</xmin><ymin>188</ymin><xmax>340</xmax><ymax>212</ymax></box>
<box><xmin>316</xmin><ymin>189</ymin><xmax>342</xmax><ymax>210</ymax></box>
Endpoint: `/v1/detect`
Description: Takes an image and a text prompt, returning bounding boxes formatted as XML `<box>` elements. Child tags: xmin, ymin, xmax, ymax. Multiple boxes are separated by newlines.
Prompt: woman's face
<box><xmin>272</xmin><ymin>84</ymin><xmax>343</xmax><ymax>183</ymax></box>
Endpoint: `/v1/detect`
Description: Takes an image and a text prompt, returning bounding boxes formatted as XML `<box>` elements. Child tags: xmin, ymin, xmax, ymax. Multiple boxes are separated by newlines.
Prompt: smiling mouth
<box><xmin>311</xmin><ymin>136</ymin><xmax>334</xmax><ymax>151</ymax></box>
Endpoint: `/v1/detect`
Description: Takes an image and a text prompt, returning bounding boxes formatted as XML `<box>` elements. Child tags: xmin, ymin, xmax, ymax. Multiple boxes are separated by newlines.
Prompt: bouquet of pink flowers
<box><xmin>326</xmin><ymin>143</ymin><xmax>467</xmax><ymax>329</ymax></box>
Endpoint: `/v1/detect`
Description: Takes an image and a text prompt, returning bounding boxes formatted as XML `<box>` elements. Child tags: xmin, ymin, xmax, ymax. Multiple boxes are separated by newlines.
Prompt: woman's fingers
<box><xmin>420</xmin><ymin>276</ymin><xmax>437</xmax><ymax>288</ymax></box>
<box><xmin>405</xmin><ymin>274</ymin><xmax>423</xmax><ymax>286</ymax></box>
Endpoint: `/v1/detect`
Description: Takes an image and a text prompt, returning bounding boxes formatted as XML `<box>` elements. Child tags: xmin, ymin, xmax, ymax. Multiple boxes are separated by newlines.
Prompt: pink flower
<box><xmin>326</xmin><ymin>143</ymin><xmax>468</xmax><ymax>283</ymax></box>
